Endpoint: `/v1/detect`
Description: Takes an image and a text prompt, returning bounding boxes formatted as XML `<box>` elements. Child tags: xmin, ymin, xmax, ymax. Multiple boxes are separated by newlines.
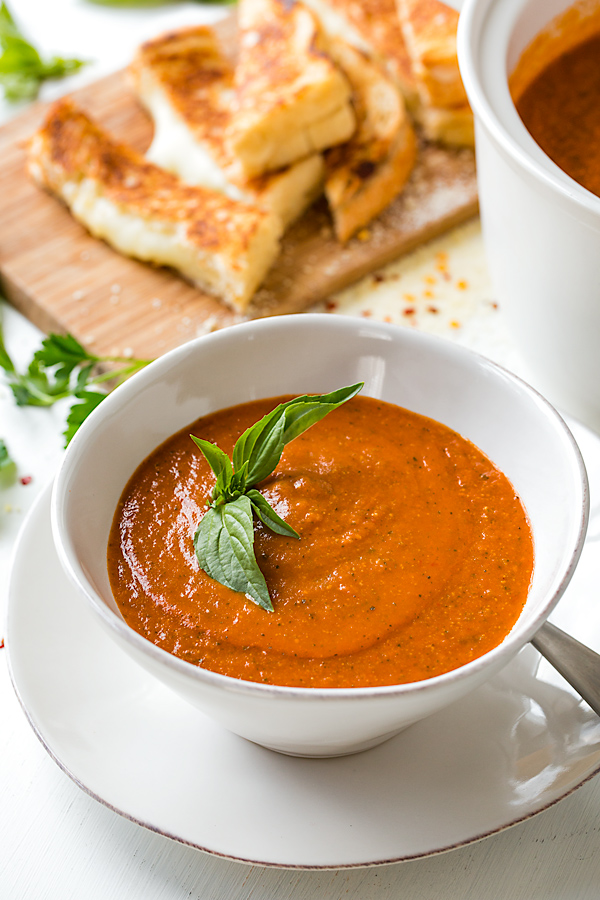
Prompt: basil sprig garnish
<box><xmin>191</xmin><ymin>383</ymin><xmax>363</xmax><ymax>611</ymax></box>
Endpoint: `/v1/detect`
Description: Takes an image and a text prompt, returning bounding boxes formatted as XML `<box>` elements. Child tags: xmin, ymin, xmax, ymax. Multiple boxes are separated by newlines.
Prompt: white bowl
<box><xmin>51</xmin><ymin>315</ymin><xmax>588</xmax><ymax>757</ymax></box>
<box><xmin>458</xmin><ymin>0</ymin><xmax>600</xmax><ymax>431</ymax></box>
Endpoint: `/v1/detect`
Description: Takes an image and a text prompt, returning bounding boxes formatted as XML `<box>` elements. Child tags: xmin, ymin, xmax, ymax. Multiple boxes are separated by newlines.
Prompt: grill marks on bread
<box><xmin>27</xmin><ymin>99</ymin><xmax>282</xmax><ymax>312</ymax></box>
<box><xmin>130</xmin><ymin>25</ymin><xmax>325</xmax><ymax>229</ymax></box>
<box><xmin>324</xmin><ymin>38</ymin><xmax>417</xmax><ymax>241</ymax></box>
<box><xmin>229</xmin><ymin>0</ymin><xmax>356</xmax><ymax>177</ymax></box>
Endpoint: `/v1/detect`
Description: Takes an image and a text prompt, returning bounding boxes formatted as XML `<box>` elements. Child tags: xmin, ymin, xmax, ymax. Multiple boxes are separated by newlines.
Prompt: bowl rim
<box><xmin>51</xmin><ymin>314</ymin><xmax>590</xmax><ymax>702</ymax></box>
<box><xmin>457</xmin><ymin>0</ymin><xmax>600</xmax><ymax>221</ymax></box>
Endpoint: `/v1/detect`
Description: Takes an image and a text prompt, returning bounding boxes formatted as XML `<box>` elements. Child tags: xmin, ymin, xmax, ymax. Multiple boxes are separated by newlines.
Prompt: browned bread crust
<box><xmin>229</xmin><ymin>0</ymin><xmax>356</xmax><ymax>177</ymax></box>
<box><xmin>27</xmin><ymin>98</ymin><xmax>282</xmax><ymax>311</ymax></box>
<box><xmin>324</xmin><ymin>39</ymin><xmax>417</xmax><ymax>241</ymax></box>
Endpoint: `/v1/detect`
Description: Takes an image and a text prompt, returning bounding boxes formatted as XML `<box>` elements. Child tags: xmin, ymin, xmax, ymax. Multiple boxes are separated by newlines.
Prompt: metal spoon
<box><xmin>532</xmin><ymin>621</ymin><xmax>600</xmax><ymax>717</ymax></box>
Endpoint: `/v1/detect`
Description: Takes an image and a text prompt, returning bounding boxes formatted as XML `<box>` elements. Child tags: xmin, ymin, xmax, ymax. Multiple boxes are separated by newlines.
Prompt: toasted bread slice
<box><xmin>303</xmin><ymin>0</ymin><xmax>419</xmax><ymax>109</ymax></box>
<box><xmin>130</xmin><ymin>25</ymin><xmax>325</xmax><ymax>229</ymax></box>
<box><xmin>229</xmin><ymin>0</ymin><xmax>356</xmax><ymax>178</ymax></box>
<box><xmin>397</xmin><ymin>0</ymin><xmax>466</xmax><ymax>108</ymax></box>
<box><xmin>306</xmin><ymin>0</ymin><xmax>473</xmax><ymax>147</ymax></box>
<box><xmin>396</xmin><ymin>0</ymin><xmax>474</xmax><ymax>146</ymax></box>
<box><xmin>324</xmin><ymin>38</ymin><xmax>417</xmax><ymax>241</ymax></box>
<box><xmin>416</xmin><ymin>102</ymin><xmax>474</xmax><ymax>148</ymax></box>
<box><xmin>27</xmin><ymin>99</ymin><xmax>282</xmax><ymax>312</ymax></box>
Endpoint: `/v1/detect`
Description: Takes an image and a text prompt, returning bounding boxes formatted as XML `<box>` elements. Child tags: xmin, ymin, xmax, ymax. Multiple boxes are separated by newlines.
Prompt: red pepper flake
<box><xmin>427</xmin><ymin>305</ymin><xmax>439</xmax><ymax>314</ymax></box>
<box><xmin>20</xmin><ymin>475</ymin><xmax>32</xmax><ymax>486</ymax></box>
<box><xmin>325</xmin><ymin>301</ymin><xmax>338</xmax><ymax>311</ymax></box>
<box><xmin>383</xmin><ymin>315</ymin><xmax>393</xmax><ymax>323</ymax></box>
<box><xmin>442</xmin><ymin>270</ymin><xmax>452</xmax><ymax>281</ymax></box>
<box><xmin>0</xmin><ymin>638</ymin><xmax>4</xmax><ymax>650</ymax></box>
<box><xmin>403</xmin><ymin>307</ymin><xmax>416</xmax><ymax>316</ymax></box>
<box><xmin>491</xmin><ymin>301</ymin><xmax>499</xmax><ymax>309</ymax></box>
<box><xmin>372</xmin><ymin>273</ymin><xmax>385</xmax><ymax>283</ymax></box>
<box><xmin>361</xmin><ymin>309</ymin><xmax>373</xmax><ymax>317</ymax></box>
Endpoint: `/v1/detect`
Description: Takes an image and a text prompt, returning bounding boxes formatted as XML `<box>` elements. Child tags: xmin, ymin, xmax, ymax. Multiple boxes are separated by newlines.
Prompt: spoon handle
<box><xmin>532</xmin><ymin>621</ymin><xmax>600</xmax><ymax>718</ymax></box>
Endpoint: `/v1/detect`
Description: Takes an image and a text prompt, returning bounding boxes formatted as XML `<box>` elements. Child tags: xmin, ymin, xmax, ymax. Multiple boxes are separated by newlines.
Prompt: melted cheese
<box><xmin>144</xmin><ymin>87</ymin><xmax>247</xmax><ymax>201</ymax></box>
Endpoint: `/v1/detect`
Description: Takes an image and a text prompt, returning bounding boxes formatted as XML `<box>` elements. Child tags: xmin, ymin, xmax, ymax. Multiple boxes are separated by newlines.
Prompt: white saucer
<box><xmin>7</xmin><ymin>418</ymin><xmax>600</xmax><ymax>869</ymax></box>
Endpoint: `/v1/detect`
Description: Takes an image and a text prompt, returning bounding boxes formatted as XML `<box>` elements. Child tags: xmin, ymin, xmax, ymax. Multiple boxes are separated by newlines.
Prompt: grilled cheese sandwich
<box><xmin>303</xmin><ymin>0</ymin><xmax>419</xmax><ymax>108</ymax></box>
<box><xmin>130</xmin><ymin>26</ymin><xmax>325</xmax><ymax>229</ymax></box>
<box><xmin>324</xmin><ymin>38</ymin><xmax>417</xmax><ymax>241</ymax></box>
<box><xmin>27</xmin><ymin>99</ymin><xmax>282</xmax><ymax>312</ymax></box>
<box><xmin>305</xmin><ymin>0</ymin><xmax>473</xmax><ymax>146</ymax></box>
<box><xmin>229</xmin><ymin>0</ymin><xmax>356</xmax><ymax>178</ymax></box>
<box><xmin>396</xmin><ymin>0</ymin><xmax>473</xmax><ymax>146</ymax></box>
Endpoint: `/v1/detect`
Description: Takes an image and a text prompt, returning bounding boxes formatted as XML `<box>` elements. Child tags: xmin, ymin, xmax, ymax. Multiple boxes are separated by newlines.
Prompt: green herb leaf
<box><xmin>0</xmin><ymin>319</ymin><xmax>15</xmax><ymax>374</ymax></box>
<box><xmin>34</xmin><ymin>333</ymin><xmax>98</xmax><ymax>370</ymax></box>
<box><xmin>0</xmin><ymin>317</ymin><xmax>152</xmax><ymax>444</ymax></box>
<box><xmin>190</xmin><ymin>435</ymin><xmax>233</xmax><ymax>489</ymax></box>
<box><xmin>0</xmin><ymin>438</ymin><xmax>17</xmax><ymax>487</ymax></box>
<box><xmin>194</xmin><ymin>495</ymin><xmax>273</xmax><ymax>612</ymax></box>
<box><xmin>234</xmin><ymin>412</ymin><xmax>287</xmax><ymax>487</ymax></box>
<box><xmin>246</xmin><ymin>489</ymin><xmax>300</xmax><ymax>539</ymax></box>
<box><xmin>0</xmin><ymin>2</ymin><xmax>88</xmax><ymax>102</ymax></box>
<box><xmin>63</xmin><ymin>390</ymin><xmax>106</xmax><ymax>445</ymax></box>
<box><xmin>233</xmin><ymin>383</ymin><xmax>363</xmax><ymax>485</ymax></box>
<box><xmin>192</xmin><ymin>382</ymin><xmax>363</xmax><ymax>610</ymax></box>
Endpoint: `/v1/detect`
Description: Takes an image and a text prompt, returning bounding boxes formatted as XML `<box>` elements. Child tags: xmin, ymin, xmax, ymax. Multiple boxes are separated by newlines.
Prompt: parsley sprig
<box><xmin>0</xmin><ymin>438</ymin><xmax>16</xmax><ymax>487</ymax></box>
<box><xmin>0</xmin><ymin>323</ymin><xmax>151</xmax><ymax>444</ymax></box>
<box><xmin>0</xmin><ymin>2</ymin><xmax>88</xmax><ymax>102</ymax></box>
<box><xmin>192</xmin><ymin>383</ymin><xmax>363</xmax><ymax>611</ymax></box>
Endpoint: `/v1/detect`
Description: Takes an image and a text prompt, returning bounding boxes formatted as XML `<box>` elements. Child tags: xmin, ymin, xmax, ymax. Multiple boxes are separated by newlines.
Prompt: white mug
<box><xmin>458</xmin><ymin>0</ymin><xmax>600</xmax><ymax>432</ymax></box>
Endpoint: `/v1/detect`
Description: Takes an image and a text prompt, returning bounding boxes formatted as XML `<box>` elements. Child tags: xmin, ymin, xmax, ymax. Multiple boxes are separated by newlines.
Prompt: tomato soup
<box><xmin>511</xmin><ymin>4</ymin><xmax>600</xmax><ymax>197</ymax></box>
<box><xmin>107</xmin><ymin>395</ymin><xmax>534</xmax><ymax>688</ymax></box>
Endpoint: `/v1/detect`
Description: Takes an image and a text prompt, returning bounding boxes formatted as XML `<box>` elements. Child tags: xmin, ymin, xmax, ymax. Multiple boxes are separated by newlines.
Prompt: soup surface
<box><xmin>108</xmin><ymin>395</ymin><xmax>534</xmax><ymax>688</ymax></box>
<box><xmin>512</xmin><ymin>9</ymin><xmax>600</xmax><ymax>197</ymax></box>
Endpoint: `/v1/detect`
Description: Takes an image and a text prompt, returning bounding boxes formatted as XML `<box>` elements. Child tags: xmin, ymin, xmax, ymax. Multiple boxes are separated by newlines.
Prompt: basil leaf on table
<box><xmin>192</xmin><ymin>382</ymin><xmax>363</xmax><ymax>611</ymax></box>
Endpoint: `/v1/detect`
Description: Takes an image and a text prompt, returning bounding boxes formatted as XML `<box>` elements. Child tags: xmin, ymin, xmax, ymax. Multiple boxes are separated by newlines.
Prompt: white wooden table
<box><xmin>2</xmin><ymin>2</ymin><xmax>600</xmax><ymax>897</ymax></box>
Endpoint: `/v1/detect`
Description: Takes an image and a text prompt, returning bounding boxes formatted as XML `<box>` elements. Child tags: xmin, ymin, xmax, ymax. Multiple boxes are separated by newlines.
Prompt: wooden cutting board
<box><xmin>0</xmin><ymin>21</ymin><xmax>478</xmax><ymax>361</ymax></box>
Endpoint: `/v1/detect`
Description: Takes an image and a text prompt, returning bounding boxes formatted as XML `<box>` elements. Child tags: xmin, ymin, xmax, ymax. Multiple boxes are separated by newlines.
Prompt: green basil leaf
<box><xmin>190</xmin><ymin>435</ymin><xmax>233</xmax><ymax>485</ymax></box>
<box><xmin>246</xmin><ymin>489</ymin><xmax>300</xmax><ymax>539</ymax></box>
<box><xmin>233</xmin><ymin>383</ymin><xmax>363</xmax><ymax>487</ymax></box>
<box><xmin>191</xmin><ymin>381</ymin><xmax>363</xmax><ymax>611</ymax></box>
<box><xmin>194</xmin><ymin>495</ymin><xmax>273</xmax><ymax>611</ymax></box>
<box><xmin>281</xmin><ymin>382</ymin><xmax>363</xmax><ymax>444</ymax></box>
<box><xmin>234</xmin><ymin>411</ymin><xmax>287</xmax><ymax>487</ymax></box>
